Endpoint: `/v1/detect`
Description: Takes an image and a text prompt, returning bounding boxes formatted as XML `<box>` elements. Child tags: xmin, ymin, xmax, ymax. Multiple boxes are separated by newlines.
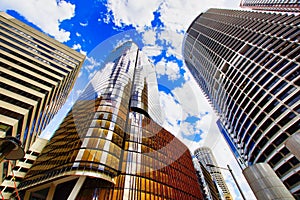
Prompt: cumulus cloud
<box><xmin>142</xmin><ymin>45</ymin><xmax>163</xmax><ymax>58</ymax></box>
<box><xmin>142</xmin><ymin>28</ymin><xmax>157</xmax><ymax>45</ymax></box>
<box><xmin>155</xmin><ymin>58</ymin><xmax>180</xmax><ymax>81</ymax></box>
<box><xmin>158</xmin><ymin>29</ymin><xmax>184</xmax><ymax>58</ymax></box>
<box><xmin>72</xmin><ymin>43</ymin><xmax>82</xmax><ymax>50</ymax></box>
<box><xmin>159</xmin><ymin>0</ymin><xmax>240</xmax><ymax>32</ymax></box>
<box><xmin>85</xmin><ymin>56</ymin><xmax>101</xmax><ymax>72</ymax></box>
<box><xmin>72</xmin><ymin>43</ymin><xmax>87</xmax><ymax>55</ymax></box>
<box><xmin>159</xmin><ymin>91</ymin><xmax>183</xmax><ymax>133</ymax></box>
<box><xmin>172</xmin><ymin>78</ymin><xmax>213</xmax><ymax>117</ymax></box>
<box><xmin>105</xmin><ymin>0</ymin><xmax>241</xmax><ymax>61</ymax></box>
<box><xmin>0</xmin><ymin>0</ymin><xmax>75</xmax><ymax>42</ymax></box>
<box><xmin>106</xmin><ymin>0</ymin><xmax>161</xmax><ymax>28</ymax></box>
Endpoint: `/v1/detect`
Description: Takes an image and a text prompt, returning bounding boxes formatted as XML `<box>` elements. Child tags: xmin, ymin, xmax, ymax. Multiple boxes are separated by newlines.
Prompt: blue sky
<box><xmin>0</xmin><ymin>0</ymin><xmax>256</xmax><ymax>199</ymax></box>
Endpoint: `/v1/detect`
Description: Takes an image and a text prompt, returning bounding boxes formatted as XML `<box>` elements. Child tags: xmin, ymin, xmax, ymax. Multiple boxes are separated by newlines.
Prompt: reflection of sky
<box><xmin>0</xmin><ymin>1</ymin><xmax>256</xmax><ymax>199</ymax></box>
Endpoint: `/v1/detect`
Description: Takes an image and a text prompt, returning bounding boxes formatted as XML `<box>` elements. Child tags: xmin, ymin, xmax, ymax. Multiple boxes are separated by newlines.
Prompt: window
<box><xmin>278</xmin><ymin>112</ymin><xmax>296</xmax><ymax>127</ymax></box>
<box><xmin>270</xmin><ymin>81</ymin><xmax>287</xmax><ymax>95</ymax></box>
<box><xmin>269</xmin><ymin>153</ymin><xmax>283</xmax><ymax>166</ymax></box>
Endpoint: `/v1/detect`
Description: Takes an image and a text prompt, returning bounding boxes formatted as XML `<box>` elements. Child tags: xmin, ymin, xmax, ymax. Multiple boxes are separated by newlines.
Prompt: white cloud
<box><xmin>79</xmin><ymin>50</ymin><xmax>87</xmax><ymax>55</ymax></box>
<box><xmin>142</xmin><ymin>45</ymin><xmax>163</xmax><ymax>58</ymax></box>
<box><xmin>159</xmin><ymin>0</ymin><xmax>240</xmax><ymax>32</ymax></box>
<box><xmin>155</xmin><ymin>59</ymin><xmax>166</xmax><ymax>77</ymax></box>
<box><xmin>106</xmin><ymin>0</ymin><xmax>161</xmax><ymax>28</ymax></box>
<box><xmin>172</xmin><ymin>78</ymin><xmax>213</xmax><ymax>117</ymax></box>
<box><xmin>0</xmin><ymin>0</ymin><xmax>75</xmax><ymax>42</ymax></box>
<box><xmin>72</xmin><ymin>43</ymin><xmax>82</xmax><ymax>50</ymax></box>
<box><xmin>195</xmin><ymin>113</ymin><xmax>212</xmax><ymax>134</ymax></box>
<box><xmin>103</xmin><ymin>13</ymin><xmax>111</xmax><ymax>24</ymax></box>
<box><xmin>142</xmin><ymin>28</ymin><xmax>157</xmax><ymax>45</ymax></box>
<box><xmin>76</xmin><ymin>32</ymin><xmax>81</xmax><ymax>37</ymax></box>
<box><xmin>155</xmin><ymin>58</ymin><xmax>180</xmax><ymax>81</ymax></box>
<box><xmin>72</xmin><ymin>43</ymin><xmax>87</xmax><ymax>55</ymax></box>
<box><xmin>79</xmin><ymin>22</ymin><xmax>88</xmax><ymax>26</ymax></box>
<box><xmin>159</xmin><ymin>29</ymin><xmax>184</xmax><ymax>59</ymax></box>
<box><xmin>105</xmin><ymin>0</ymin><xmax>241</xmax><ymax>62</ymax></box>
<box><xmin>85</xmin><ymin>56</ymin><xmax>101</xmax><ymax>72</ymax></box>
<box><xmin>159</xmin><ymin>91</ymin><xmax>183</xmax><ymax>134</ymax></box>
<box><xmin>166</xmin><ymin>61</ymin><xmax>180</xmax><ymax>80</ymax></box>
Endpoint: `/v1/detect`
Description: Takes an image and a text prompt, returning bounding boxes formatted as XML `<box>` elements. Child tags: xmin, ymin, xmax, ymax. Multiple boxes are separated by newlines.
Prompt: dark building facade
<box><xmin>17</xmin><ymin>42</ymin><xmax>203</xmax><ymax>200</ymax></box>
<box><xmin>183</xmin><ymin>8</ymin><xmax>299</xmax><ymax>198</ymax></box>
<box><xmin>0</xmin><ymin>12</ymin><xmax>85</xmax><ymax>187</ymax></box>
<box><xmin>240</xmin><ymin>0</ymin><xmax>300</xmax><ymax>12</ymax></box>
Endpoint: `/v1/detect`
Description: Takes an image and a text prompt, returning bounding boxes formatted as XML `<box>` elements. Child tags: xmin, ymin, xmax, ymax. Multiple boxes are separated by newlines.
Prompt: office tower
<box><xmin>183</xmin><ymin>8</ymin><xmax>299</xmax><ymax>198</ymax></box>
<box><xmin>0</xmin><ymin>12</ymin><xmax>85</xmax><ymax>150</ymax></box>
<box><xmin>194</xmin><ymin>147</ymin><xmax>232</xmax><ymax>200</ymax></box>
<box><xmin>0</xmin><ymin>137</ymin><xmax>48</xmax><ymax>199</ymax></box>
<box><xmin>16</xmin><ymin>42</ymin><xmax>203</xmax><ymax>200</ymax></box>
<box><xmin>0</xmin><ymin>11</ymin><xmax>84</xmax><ymax>184</ymax></box>
<box><xmin>193</xmin><ymin>159</ymin><xmax>220</xmax><ymax>200</ymax></box>
<box><xmin>240</xmin><ymin>0</ymin><xmax>300</xmax><ymax>12</ymax></box>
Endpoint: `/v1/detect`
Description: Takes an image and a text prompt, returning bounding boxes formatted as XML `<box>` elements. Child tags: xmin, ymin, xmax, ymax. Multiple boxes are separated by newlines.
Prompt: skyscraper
<box><xmin>183</xmin><ymin>8</ymin><xmax>299</xmax><ymax>198</ymax></box>
<box><xmin>194</xmin><ymin>147</ymin><xmax>232</xmax><ymax>200</ymax></box>
<box><xmin>240</xmin><ymin>0</ymin><xmax>300</xmax><ymax>12</ymax></box>
<box><xmin>0</xmin><ymin>12</ymin><xmax>85</xmax><ymax>184</ymax></box>
<box><xmin>193</xmin><ymin>158</ymin><xmax>221</xmax><ymax>200</ymax></box>
<box><xmin>17</xmin><ymin>41</ymin><xmax>203</xmax><ymax>200</ymax></box>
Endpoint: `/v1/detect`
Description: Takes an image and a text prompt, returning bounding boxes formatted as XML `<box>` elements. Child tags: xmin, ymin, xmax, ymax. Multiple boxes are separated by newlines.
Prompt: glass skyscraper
<box><xmin>183</xmin><ymin>8</ymin><xmax>299</xmax><ymax>198</ymax></box>
<box><xmin>17</xmin><ymin>42</ymin><xmax>203</xmax><ymax>200</ymax></box>
<box><xmin>194</xmin><ymin>147</ymin><xmax>232</xmax><ymax>200</ymax></box>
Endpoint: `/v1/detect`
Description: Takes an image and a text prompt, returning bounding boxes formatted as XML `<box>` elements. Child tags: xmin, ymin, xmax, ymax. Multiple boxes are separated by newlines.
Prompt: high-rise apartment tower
<box><xmin>16</xmin><ymin>42</ymin><xmax>203</xmax><ymax>200</ymax></box>
<box><xmin>183</xmin><ymin>8</ymin><xmax>299</xmax><ymax>198</ymax></box>
<box><xmin>240</xmin><ymin>0</ymin><xmax>300</xmax><ymax>12</ymax></box>
<box><xmin>0</xmin><ymin>12</ymin><xmax>85</xmax><ymax>184</ymax></box>
<box><xmin>194</xmin><ymin>147</ymin><xmax>233</xmax><ymax>200</ymax></box>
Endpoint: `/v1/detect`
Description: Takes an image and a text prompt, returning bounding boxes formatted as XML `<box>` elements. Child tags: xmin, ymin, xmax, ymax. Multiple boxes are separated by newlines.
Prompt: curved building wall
<box><xmin>194</xmin><ymin>147</ymin><xmax>232</xmax><ymax>200</ymax></box>
<box><xmin>17</xmin><ymin>42</ymin><xmax>203</xmax><ymax>200</ymax></box>
<box><xmin>240</xmin><ymin>0</ymin><xmax>300</xmax><ymax>12</ymax></box>
<box><xmin>183</xmin><ymin>8</ymin><xmax>300</xmax><ymax>197</ymax></box>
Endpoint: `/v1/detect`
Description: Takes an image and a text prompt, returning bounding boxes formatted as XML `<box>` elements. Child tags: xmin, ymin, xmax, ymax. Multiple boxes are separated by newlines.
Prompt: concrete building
<box><xmin>0</xmin><ymin>11</ymin><xmax>85</xmax><ymax>184</ymax></box>
<box><xmin>0</xmin><ymin>137</ymin><xmax>48</xmax><ymax>199</ymax></box>
<box><xmin>16</xmin><ymin>42</ymin><xmax>204</xmax><ymax>200</ymax></box>
<box><xmin>183</xmin><ymin>8</ymin><xmax>299</xmax><ymax>198</ymax></box>
<box><xmin>194</xmin><ymin>147</ymin><xmax>233</xmax><ymax>200</ymax></box>
<box><xmin>240</xmin><ymin>0</ymin><xmax>300</xmax><ymax>12</ymax></box>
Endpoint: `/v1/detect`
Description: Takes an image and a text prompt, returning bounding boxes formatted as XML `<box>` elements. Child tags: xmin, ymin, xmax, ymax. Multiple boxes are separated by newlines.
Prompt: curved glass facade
<box><xmin>183</xmin><ymin>9</ymin><xmax>300</xmax><ymax>197</ymax></box>
<box><xmin>17</xmin><ymin>42</ymin><xmax>203</xmax><ymax>199</ymax></box>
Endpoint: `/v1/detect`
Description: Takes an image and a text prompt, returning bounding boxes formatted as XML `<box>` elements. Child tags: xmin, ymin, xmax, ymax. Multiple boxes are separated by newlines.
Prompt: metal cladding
<box><xmin>240</xmin><ymin>0</ymin><xmax>300</xmax><ymax>12</ymax></box>
<box><xmin>183</xmin><ymin>8</ymin><xmax>300</xmax><ymax>197</ymax></box>
<box><xmin>18</xmin><ymin>42</ymin><xmax>204</xmax><ymax>200</ymax></box>
<box><xmin>243</xmin><ymin>163</ymin><xmax>295</xmax><ymax>199</ymax></box>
